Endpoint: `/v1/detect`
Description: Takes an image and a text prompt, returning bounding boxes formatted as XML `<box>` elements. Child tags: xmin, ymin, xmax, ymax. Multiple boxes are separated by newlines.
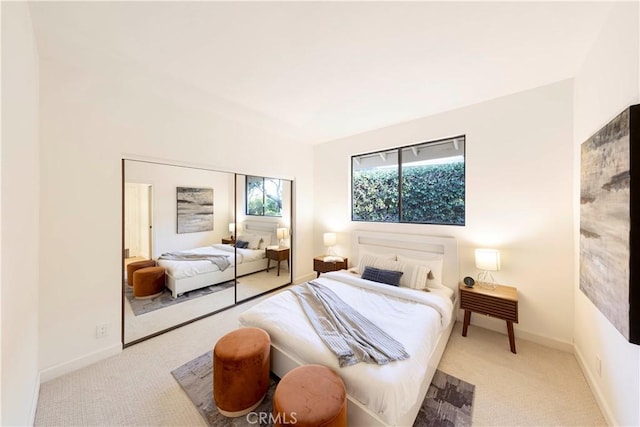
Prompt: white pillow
<box><xmin>358</xmin><ymin>254</ymin><xmax>402</xmax><ymax>277</ymax></box>
<box><xmin>260</xmin><ymin>233</ymin><xmax>272</xmax><ymax>247</ymax></box>
<box><xmin>357</xmin><ymin>252</ymin><xmax>396</xmax><ymax>272</ymax></box>
<box><xmin>255</xmin><ymin>233</ymin><xmax>272</xmax><ymax>250</ymax></box>
<box><xmin>397</xmin><ymin>255</ymin><xmax>444</xmax><ymax>290</ymax></box>
<box><xmin>398</xmin><ymin>261</ymin><xmax>431</xmax><ymax>290</ymax></box>
<box><xmin>237</xmin><ymin>233</ymin><xmax>261</xmax><ymax>250</ymax></box>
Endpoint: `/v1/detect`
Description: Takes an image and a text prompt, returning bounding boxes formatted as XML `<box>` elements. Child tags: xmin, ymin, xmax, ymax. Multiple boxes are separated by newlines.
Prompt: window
<box><xmin>352</xmin><ymin>136</ymin><xmax>465</xmax><ymax>225</ymax></box>
<box><xmin>246</xmin><ymin>176</ymin><xmax>283</xmax><ymax>217</ymax></box>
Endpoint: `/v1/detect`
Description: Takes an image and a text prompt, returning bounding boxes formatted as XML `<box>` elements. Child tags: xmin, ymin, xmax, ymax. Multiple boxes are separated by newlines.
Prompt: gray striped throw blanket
<box><xmin>291</xmin><ymin>281</ymin><xmax>409</xmax><ymax>367</ymax></box>
<box><xmin>158</xmin><ymin>253</ymin><xmax>231</xmax><ymax>271</ymax></box>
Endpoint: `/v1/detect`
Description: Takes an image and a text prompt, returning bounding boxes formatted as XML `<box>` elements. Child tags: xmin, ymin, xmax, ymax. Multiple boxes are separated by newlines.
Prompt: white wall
<box><xmin>37</xmin><ymin>53</ymin><xmax>315</xmax><ymax>380</ymax></box>
<box><xmin>573</xmin><ymin>3</ymin><xmax>640</xmax><ymax>426</ymax></box>
<box><xmin>314</xmin><ymin>80</ymin><xmax>575</xmax><ymax>349</ymax></box>
<box><xmin>125</xmin><ymin>160</ymin><xmax>234</xmax><ymax>256</ymax></box>
<box><xmin>1</xmin><ymin>2</ymin><xmax>41</xmax><ymax>424</ymax></box>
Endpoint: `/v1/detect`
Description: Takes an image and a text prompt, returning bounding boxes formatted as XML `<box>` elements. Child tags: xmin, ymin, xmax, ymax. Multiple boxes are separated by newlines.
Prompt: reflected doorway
<box><xmin>124</xmin><ymin>183</ymin><xmax>153</xmax><ymax>261</ymax></box>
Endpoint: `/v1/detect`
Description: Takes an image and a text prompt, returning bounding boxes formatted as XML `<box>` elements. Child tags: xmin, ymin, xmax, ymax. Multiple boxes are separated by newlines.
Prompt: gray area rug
<box><xmin>124</xmin><ymin>280</ymin><xmax>235</xmax><ymax>316</ymax></box>
<box><xmin>172</xmin><ymin>350</ymin><xmax>474</xmax><ymax>427</ymax></box>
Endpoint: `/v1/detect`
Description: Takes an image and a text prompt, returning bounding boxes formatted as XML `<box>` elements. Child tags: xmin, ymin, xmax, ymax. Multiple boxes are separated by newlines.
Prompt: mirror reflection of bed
<box><xmin>122</xmin><ymin>159</ymin><xmax>292</xmax><ymax>345</ymax></box>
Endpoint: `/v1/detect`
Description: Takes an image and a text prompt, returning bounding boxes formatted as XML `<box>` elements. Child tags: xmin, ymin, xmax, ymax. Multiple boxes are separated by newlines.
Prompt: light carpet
<box><xmin>172</xmin><ymin>350</ymin><xmax>475</xmax><ymax>427</ymax></box>
<box><xmin>124</xmin><ymin>280</ymin><xmax>235</xmax><ymax>316</ymax></box>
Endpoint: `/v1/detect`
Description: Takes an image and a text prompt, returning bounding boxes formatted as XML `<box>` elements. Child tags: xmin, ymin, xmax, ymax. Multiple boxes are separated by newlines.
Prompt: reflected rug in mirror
<box><xmin>172</xmin><ymin>350</ymin><xmax>474</xmax><ymax>427</ymax></box>
<box><xmin>124</xmin><ymin>281</ymin><xmax>235</xmax><ymax>316</ymax></box>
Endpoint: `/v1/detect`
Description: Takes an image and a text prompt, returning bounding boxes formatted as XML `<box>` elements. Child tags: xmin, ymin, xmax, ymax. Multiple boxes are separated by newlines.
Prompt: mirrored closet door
<box><xmin>122</xmin><ymin>160</ymin><xmax>293</xmax><ymax>345</ymax></box>
<box><xmin>234</xmin><ymin>174</ymin><xmax>292</xmax><ymax>302</ymax></box>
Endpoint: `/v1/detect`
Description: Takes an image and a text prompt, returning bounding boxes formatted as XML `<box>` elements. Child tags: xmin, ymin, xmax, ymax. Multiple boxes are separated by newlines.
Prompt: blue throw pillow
<box><xmin>361</xmin><ymin>266</ymin><xmax>403</xmax><ymax>286</ymax></box>
<box><xmin>235</xmin><ymin>240</ymin><xmax>249</xmax><ymax>249</ymax></box>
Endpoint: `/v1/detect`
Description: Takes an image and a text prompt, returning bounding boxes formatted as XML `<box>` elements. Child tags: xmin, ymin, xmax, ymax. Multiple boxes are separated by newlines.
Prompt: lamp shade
<box><xmin>228</xmin><ymin>223</ymin><xmax>235</xmax><ymax>233</ymax></box>
<box><xmin>475</xmin><ymin>249</ymin><xmax>501</xmax><ymax>271</ymax></box>
<box><xmin>323</xmin><ymin>232</ymin><xmax>337</xmax><ymax>247</ymax></box>
<box><xmin>276</xmin><ymin>227</ymin><xmax>289</xmax><ymax>240</ymax></box>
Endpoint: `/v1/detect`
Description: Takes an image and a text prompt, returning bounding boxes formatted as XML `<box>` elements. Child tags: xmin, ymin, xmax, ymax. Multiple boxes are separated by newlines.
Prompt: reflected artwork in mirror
<box><xmin>122</xmin><ymin>159</ymin><xmax>293</xmax><ymax>346</ymax></box>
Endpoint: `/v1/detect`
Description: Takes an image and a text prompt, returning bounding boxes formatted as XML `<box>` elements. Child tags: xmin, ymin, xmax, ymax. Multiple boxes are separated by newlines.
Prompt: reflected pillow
<box><xmin>237</xmin><ymin>234</ymin><xmax>261</xmax><ymax>249</ymax></box>
<box><xmin>255</xmin><ymin>232</ymin><xmax>272</xmax><ymax>249</ymax></box>
<box><xmin>361</xmin><ymin>266</ymin><xmax>403</xmax><ymax>287</ymax></box>
<box><xmin>235</xmin><ymin>240</ymin><xmax>249</xmax><ymax>249</ymax></box>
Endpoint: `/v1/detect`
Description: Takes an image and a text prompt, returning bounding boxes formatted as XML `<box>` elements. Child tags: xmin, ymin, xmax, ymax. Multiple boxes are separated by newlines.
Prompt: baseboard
<box><xmin>29</xmin><ymin>372</ymin><xmax>41</xmax><ymax>425</ymax></box>
<box><xmin>39</xmin><ymin>343</ymin><xmax>122</xmax><ymax>383</ymax></box>
<box><xmin>514</xmin><ymin>329</ymin><xmax>573</xmax><ymax>353</ymax></box>
<box><xmin>455</xmin><ymin>311</ymin><xmax>573</xmax><ymax>352</ymax></box>
<box><xmin>293</xmin><ymin>272</ymin><xmax>316</xmax><ymax>285</ymax></box>
<box><xmin>574</xmin><ymin>344</ymin><xmax>618</xmax><ymax>426</ymax></box>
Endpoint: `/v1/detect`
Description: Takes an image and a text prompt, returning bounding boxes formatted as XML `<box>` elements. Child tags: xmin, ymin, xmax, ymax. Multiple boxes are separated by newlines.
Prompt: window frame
<box><xmin>351</xmin><ymin>135</ymin><xmax>466</xmax><ymax>226</ymax></box>
<box><xmin>245</xmin><ymin>175</ymin><xmax>283</xmax><ymax>218</ymax></box>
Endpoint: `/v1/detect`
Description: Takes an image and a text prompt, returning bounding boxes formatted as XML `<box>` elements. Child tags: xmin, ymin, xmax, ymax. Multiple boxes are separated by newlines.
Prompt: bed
<box><xmin>238</xmin><ymin>231</ymin><xmax>459</xmax><ymax>426</ymax></box>
<box><xmin>158</xmin><ymin>221</ymin><xmax>278</xmax><ymax>298</ymax></box>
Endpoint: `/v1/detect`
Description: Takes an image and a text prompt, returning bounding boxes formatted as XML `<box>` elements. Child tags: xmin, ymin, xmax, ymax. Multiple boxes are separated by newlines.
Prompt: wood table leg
<box><xmin>507</xmin><ymin>321</ymin><xmax>517</xmax><ymax>354</ymax></box>
<box><xmin>462</xmin><ymin>310</ymin><xmax>471</xmax><ymax>337</ymax></box>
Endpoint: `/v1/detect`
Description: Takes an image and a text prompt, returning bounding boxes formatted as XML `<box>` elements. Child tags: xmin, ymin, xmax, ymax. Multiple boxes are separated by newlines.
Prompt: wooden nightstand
<box><xmin>221</xmin><ymin>238</ymin><xmax>235</xmax><ymax>245</ymax></box>
<box><xmin>313</xmin><ymin>256</ymin><xmax>348</xmax><ymax>278</ymax></box>
<box><xmin>460</xmin><ymin>283</ymin><xmax>519</xmax><ymax>353</ymax></box>
<box><xmin>266</xmin><ymin>247</ymin><xmax>290</xmax><ymax>276</ymax></box>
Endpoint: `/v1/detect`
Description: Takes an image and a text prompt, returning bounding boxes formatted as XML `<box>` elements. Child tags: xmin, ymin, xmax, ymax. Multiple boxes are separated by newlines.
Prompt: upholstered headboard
<box><xmin>242</xmin><ymin>220</ymin><xmax>278</xmax><ymax>247</ymax></box>
<box><xmin>351</xmin><ymin>231</ymin><xmax>459</xmax><ymax>292</ymax></box>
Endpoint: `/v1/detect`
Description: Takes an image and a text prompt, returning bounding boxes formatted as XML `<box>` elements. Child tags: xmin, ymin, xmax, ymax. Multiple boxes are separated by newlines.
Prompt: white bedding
<box><xmin>238</xmin><ymin>270</ymin><xmax>454</xmax><ymax>425</ymax></box>
<box><xmin>157</xmin><ymin>244</ymin><xmax>264</xmax><ymax>280</ymax></box>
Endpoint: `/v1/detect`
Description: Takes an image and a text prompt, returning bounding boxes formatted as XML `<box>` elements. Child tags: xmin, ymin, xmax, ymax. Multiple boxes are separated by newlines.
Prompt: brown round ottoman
<box><xmin>213</xmin><ymin>327</ymin><xmax>271</xmax><ymax>417</ymax></box>
<box><xmin>132</xmin><ymin>266</ymin><xmax>165</xmax><ymax>299</ymax></box>
<box><xmin>273</xmin><ymin>364</ymin><xmax>347</xmax><ymax>427</ymax></box>
<box><xmin>126</xmin><ymin>259</ymin><xmax>156</xmax><ymax>287</ymax></box>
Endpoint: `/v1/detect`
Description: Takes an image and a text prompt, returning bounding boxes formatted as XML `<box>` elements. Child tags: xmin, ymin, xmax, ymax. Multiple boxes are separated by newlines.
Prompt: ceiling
<box><xmin>28</xmin><ymin>1</ymin><xmax>613</xmax><ymax>144</ymax></box>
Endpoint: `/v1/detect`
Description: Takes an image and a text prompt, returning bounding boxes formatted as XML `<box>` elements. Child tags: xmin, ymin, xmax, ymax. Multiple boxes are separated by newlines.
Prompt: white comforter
<box><xmin>157</xmin><ymin>244</ymin><xmax>264</xmax><ymax>279</ymax></box>
<box><xmin>238</xmin><ymin>271</ymin><xmax>454</xmax><ymax>425</ymax></box>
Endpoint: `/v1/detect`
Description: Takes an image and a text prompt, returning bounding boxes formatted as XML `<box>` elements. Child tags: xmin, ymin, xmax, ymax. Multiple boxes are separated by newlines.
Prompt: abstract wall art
<box><xmin>177</xmin><ymin>187</ymin><xmax>214</xmax><ymax>234</ymax></box>
<box><xmin>580</xmin><ymin>104</ymin><xmax>639</xmax><ymax>344</ymax></box>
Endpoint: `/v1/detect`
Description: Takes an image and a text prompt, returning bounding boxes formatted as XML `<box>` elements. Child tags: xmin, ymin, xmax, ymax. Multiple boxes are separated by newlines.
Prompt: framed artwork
<box><xmin>580</xmin><ymin>104</ymin><xmax>638</xmax><ymax>344</ymax></box>
<box><xmin>177</xmin><ymin>187</ymin><xmax>214</xmax><ymax>234</ymax></box>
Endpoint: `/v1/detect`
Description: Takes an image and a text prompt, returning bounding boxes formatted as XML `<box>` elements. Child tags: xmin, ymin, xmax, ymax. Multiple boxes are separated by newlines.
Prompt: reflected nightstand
<box><xmin>266</xmin><ymin>247</ymin><xmax>290</xmax><ymax>276</ymax></box>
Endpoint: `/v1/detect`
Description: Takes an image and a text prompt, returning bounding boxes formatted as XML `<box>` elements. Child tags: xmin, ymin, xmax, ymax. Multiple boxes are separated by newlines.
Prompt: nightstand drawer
<box><xmin>313</xmin><ymin>257</ymin><xmax>348</xmax><ymax>277</ymax></box>
<box><xmin>460</xmin><ymin>291</ymin><xmax>518</xmax><ymax>323</ymax></box>
<box><xmin>314</xmin><ymin>259</ymin><xmax>345</xmax><ymax>272</ymax></box>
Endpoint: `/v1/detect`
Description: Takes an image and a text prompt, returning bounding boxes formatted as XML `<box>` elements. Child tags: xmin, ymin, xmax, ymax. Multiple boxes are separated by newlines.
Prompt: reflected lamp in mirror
<box><xmin>228</xmin><ymin>223</ymin><xmax>235</xmax><ymax>239</ymax></box>
<box><xmin>475</xmin><ymin>248</ymin><xmax>500</xmax><ymax>289</ymax></box>
<box><xmin>276</xmin><ymin>227</ymin><xmax>289</xmax><ymax>247</ymax></box>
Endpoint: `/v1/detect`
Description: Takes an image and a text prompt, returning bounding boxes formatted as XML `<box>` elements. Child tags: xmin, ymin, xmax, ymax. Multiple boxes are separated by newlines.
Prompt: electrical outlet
<box><xmin>96</xmin><ymin>324</ymin><xmax>108</xmax><ymax>339</ymax></box>
<box><xmin>595</xmin><ymin>355</ymin><xmax>602</xmax><ymax>377</ymax></box>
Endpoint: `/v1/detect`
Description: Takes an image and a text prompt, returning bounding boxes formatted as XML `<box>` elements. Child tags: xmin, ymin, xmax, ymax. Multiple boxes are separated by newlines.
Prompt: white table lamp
<box><xmin>276</xmin><ymin>227</ymin><xmax>289</xmax><ymax>247</ymax></box>
<box><xmin>324</xmin><ymin>232</ymin><xmax>337</xmax><ymax>256</ymax></box>
<box><xmin>475</xmin><ymin>248</ymin><xmax>500</xmax><ymax>288</ymax></box>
